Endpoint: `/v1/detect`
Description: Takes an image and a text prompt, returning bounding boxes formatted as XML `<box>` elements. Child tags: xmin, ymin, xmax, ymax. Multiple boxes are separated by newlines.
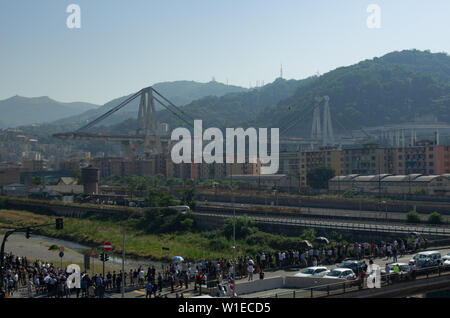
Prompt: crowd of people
<box><xmin>1</xmin><ymin>236</ymin><xmax>426</xmax><ymax>298</ymax></box>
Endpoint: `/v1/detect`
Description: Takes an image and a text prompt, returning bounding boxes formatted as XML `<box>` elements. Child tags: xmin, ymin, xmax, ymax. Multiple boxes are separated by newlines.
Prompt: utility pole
<box><xmin>122</xmin><ymin>222</ymin><xmax>125</xmax><ymax>298</ymax></box>
<box><xmin>231</xmin><ymin>173</ymin><xmax>236</xmax><ymax>297</ymax></box>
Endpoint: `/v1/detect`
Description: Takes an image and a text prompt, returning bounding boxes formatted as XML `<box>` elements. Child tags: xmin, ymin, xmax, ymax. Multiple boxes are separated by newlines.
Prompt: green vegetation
<box><xmin>427</xmin><ymin>212</ymin><xmax>444</xmax><ymax>224</ymax></box>
<box><xmin>136</xmin><ymin>208</ymin><xmax>195</xmax><ymax>234</ymax></box>
<box><xmin>306</xmin><ymin>167</ymin><xmax>335</xmax><ymax>190</ymax></box>
<box><xmin>0</xmin><ymin>209</ymin><xmax>344</xmax><ymax>262</ymax></box>
<box><xmin>249</xmin><ymin>50</ymin><xmax>450</xmax><ymax>136</ymax></box>
<box><xmin>48</xmin><ymin>244</ymin><xmax>59</xmax><ymax>251</ymax></box>
<box><xmin>413</xmin><ymin>188</ymin><xmax>427</xmax><ymax>195</ymax></box>
<box><xmin>406</xmin><ymin>210</ymin><xmax>422</xmax><ymax>223</ymax></box>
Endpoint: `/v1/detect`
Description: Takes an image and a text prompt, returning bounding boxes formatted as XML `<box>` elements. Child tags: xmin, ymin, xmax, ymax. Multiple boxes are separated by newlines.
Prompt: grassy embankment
<box><xmin>0</xmin><ymin>209</ymin><xmax>223</xmax><ymax>261</ymax></box>
<box><xmin>0</xmin><ymin>208</ymin><xmax>320</xmax><ymax>262</ymax></box>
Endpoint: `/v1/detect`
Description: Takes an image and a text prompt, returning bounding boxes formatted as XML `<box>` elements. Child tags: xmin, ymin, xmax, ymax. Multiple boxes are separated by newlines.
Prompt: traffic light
<box><xmin>99</xmin><ymin>253</ymin><xmax>104</xmax><ymax>262</ymax></box>
<box><xmin>55</xmin><ymin>218</ymin><xmax>63</xmax><ymax>230</ymax></box>
<box><xmin>25</xmin><ymin>228</ymin><xmax>31</xmax><ymax>239</ymax></box>
<box><xmin>100</xmin><ymin>253</ymin><xmax>109</xmax><ymax>262</ymax></box>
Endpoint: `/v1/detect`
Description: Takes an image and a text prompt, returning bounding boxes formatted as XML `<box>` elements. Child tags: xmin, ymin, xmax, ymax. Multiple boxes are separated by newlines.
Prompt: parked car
<box><xmin>442</xmin><ymin>255</ymin><xmax>450</xmax><ymax>268</ymax></box>
<box><xmin>336</xmin><ymin>260</ymin><xmax>366</xmax><ymax>273</ymax></box>
<box><xmin>409</xmin><ymin>251</ymin><xmax>442</xmax><ymax>268</ymax></box>
<box><xmin>382</xmin><ymin>263</ymin><xmax>413</xmax><ymax>280</ymax></box>
<box><xmin>381</xmin><ymin>263</ymin><xmax>412</xmax><ymax>275</ymax></box>
<box><xmin>325</xmin><ymin>268</ymin><xmax>356</xmax><ymax>280</ymax></box>
<box><xmin>294</xmin><ymin>266</ymin><xmax>329</xmax><ymax>278</ymax></box>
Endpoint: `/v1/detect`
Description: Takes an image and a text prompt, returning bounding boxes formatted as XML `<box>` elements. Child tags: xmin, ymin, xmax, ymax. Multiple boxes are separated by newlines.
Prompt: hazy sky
<box><xmin>1</xmin><ymin>0</ymin><xmax>449</xmax><ymax>105</ymax></box>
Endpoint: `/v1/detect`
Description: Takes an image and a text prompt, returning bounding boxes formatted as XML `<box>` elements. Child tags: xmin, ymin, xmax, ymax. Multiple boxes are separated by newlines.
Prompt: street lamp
<box><xmin>230</xmin><ymin>174</ymin><xmax>237</xmax><ymax>297</ymax></box>
<box><xmin>381</xmin><ymin>201</ymin><xmax>387</xmax><ymax>220</ymax></box>
<box><xmin>121</xmin><ymin>212</ymin><xmax>136</xmax><ymax>298</ymax></box>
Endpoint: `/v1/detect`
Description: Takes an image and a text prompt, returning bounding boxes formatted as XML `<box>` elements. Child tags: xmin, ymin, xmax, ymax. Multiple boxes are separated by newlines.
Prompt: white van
<box><xmin>410</xmin><ymin>251</ymin><xmax>442</xmax><ymax>268</ymax></box>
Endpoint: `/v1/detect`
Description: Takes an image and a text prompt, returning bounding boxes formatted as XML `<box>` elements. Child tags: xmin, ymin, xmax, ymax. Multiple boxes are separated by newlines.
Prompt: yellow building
<box><xmin>299</xmin><ymin>147</ymin><xmax>344</xmax><ymax>187</ymax></box>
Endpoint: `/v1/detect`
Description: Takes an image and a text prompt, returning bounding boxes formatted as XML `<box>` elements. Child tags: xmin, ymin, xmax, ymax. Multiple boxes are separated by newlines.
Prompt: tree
<box><xmin>222</xmin><ymin>216</ymin><xmax>258</xmax><ymax>240</ymax></box>
<box><xmin>181</xmin><ymin>187</ymin><xmax>196</xmax><ymax>209</ymax></box>
<box><xmin>428</xmin><ymin>212</ymin><xmax>443</xmax><ymax>224</ymax></box>
<box><xmin>300</xmin><ymin>228</ymin><xmax>316</xmax><ymax>242</ymax></box>
<box><xmin>406</xmin><ymin>211</ymin><xmax>421</xmax><ymax>223</ymax></box>
<box><xmin>32</xmin><ymin>176</ymin><xmax>43</xmax><ymax>185</ymax></box>
<box><xmin>145</xmin><ymin>188</ymin><xmax>177</xmax><ymax>207</ymax></box>
<box><xmin>307</xmin><ymin>167</ymin><xmax>335</xmax><ymax>189</ymax></box>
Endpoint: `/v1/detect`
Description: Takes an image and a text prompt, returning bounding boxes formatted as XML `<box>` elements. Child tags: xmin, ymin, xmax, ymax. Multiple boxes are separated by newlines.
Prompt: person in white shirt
<box><xmin>247</xmin><ymin>264</ymin><xmax>254</xmax><ymax>281</ymax></box>
<box><xmin>139</xmin><ymin>269</ymin><xmax>145</xmax><ymax>285</ymax></box>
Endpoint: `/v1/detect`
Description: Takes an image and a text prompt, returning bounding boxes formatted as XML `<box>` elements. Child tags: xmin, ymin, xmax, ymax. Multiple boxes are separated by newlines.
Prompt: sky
<box><xmin>0</xmin><ymin>0</ymin><xmax>449</xmax><ymax>105</ymax></box>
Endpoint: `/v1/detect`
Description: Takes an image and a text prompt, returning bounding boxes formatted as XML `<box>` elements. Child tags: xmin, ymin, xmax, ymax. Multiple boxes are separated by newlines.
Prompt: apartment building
<box><xmin>299</xmin><ymin>146</ymin><xmax>343</xmax><ymax>187</ymax></box>
<box><xmin>393</xmin><ymin>141</ymin><xmax>450</xmax><ymax>175</ymax></box>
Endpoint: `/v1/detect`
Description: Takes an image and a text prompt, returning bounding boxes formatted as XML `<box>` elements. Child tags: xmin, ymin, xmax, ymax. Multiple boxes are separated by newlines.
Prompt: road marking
<box><xmin>134</xmin><ymin>290</ymin><xmax>145</xmax><ymax>295</ymax></box>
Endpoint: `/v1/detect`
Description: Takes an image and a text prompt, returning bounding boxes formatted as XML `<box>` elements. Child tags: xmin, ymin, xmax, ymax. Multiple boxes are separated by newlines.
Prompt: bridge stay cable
<box><xmin>76</xmin><ymin>89</ymin><xmax>143</xmax><ymax>132</ymax></box>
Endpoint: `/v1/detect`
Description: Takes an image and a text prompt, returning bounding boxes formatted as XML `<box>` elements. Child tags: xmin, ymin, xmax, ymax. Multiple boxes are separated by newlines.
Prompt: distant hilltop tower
<box><xmin>280</xmin><ymin>64</ymin><xmax>283</xmax><ymax>79</ymax></box>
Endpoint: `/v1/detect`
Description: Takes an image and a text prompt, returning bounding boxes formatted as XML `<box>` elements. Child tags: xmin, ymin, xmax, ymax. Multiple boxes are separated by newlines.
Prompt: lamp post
<box><xmin>231</xmin><ymin>173</ymin><xmax>236</xmax><ymax>297</ymax></box>
<box><xmin>121</xmin><ymin>212</ymin><xmax>136</xmax><ymax>298</ymax></box>
<box><xmin>122</xmin><ymin>222</ymin><xmax>125</xmax><ymax>298</ymax></box>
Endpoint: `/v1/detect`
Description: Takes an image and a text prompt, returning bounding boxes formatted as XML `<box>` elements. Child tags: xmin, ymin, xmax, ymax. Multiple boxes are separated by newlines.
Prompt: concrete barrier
<box><xmin>284</xmin><ymin>276</ymin><xmax>345</xmax><ymax>289</ymax></box>
<box><xmin>235</xmin><ymin>277</ymin><xmax>284</xmax><ymax>295</ymax></box>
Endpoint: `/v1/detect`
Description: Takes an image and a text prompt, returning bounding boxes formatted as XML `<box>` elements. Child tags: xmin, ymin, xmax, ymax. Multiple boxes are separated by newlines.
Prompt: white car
<box><xmin>381</xmin><ymin>263</ymin><xmax>412</xmax><ymax>275</ymax></box>
<box><xmin>409</xmin><ymin>251</ymin><xmax>442</xmax><ymax>266</ymax></box>
<box><xmin>324</xmin><ymin>268</ymin><xmax>356</xmax><ymax>280</ymax></box>
<box><xmin>442</xmin><ymin>255</ymin><xmax>450</xmax><ymax>267</ymax></box>
<box><xmin>294</xmin><ymin>267</ymin><xmax>329</xmax><ymax>278</ymax></box>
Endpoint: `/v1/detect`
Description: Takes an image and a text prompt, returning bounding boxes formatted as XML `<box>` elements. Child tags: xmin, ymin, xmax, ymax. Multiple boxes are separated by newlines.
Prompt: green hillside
<box><xmin>251</xmin><ymin>50</ymin><xmax>450</xmax><ymax>136</ymax></box>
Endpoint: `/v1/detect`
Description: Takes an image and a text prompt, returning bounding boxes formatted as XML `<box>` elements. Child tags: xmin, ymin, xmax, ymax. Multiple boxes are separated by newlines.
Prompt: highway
<box><xmin>113</xmin><ymin>247</ymin><xmax>450</xmax><ymax>299</ymax></box>
<box><xmin>198</xmin><ymin>201</ymin><xmax>450</xmax><ymax>223</ymax></box>
<box><xmin>194</xmin><ymin>205</ymin><xmax>450</xmax><ymax>237</ymax></box>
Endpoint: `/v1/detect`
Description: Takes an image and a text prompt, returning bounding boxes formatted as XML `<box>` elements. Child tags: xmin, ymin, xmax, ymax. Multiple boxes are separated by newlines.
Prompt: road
<box><xmin>194</xmin><ymin>210</ymin><xmax>450</xmax><ymax>237</ymax></box>
<box><xmin>199</xmin><ymin>201</ymin><xmax>450</xmax><ymax>223</ymax></box>
<box><xmin>110</xmin><ymin>247</ymin><xmax>450</xmax><ymax>298</ymax></box>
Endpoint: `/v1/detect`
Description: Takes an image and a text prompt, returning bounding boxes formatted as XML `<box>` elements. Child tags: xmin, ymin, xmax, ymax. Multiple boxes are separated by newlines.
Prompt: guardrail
<box><xmin>267</xmin><ymin>264</ymin><xmax>450</xmax><ymax>298</ymax></box>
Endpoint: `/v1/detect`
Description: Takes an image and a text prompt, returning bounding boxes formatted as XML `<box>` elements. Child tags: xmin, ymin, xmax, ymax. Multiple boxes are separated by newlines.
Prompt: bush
<box><xmin>413</xmin><ymin>188</ymin><xmax>426</xmax><ymax>195</ymax></box>
<box><xmin>342</xmin><ymin>190</ymin><xmax>358</xmax><ymax>199</ymax></box>
<box><xmin>138</xmin><ymin>208</ymin><xmax>195</xmax><ymax>233</ymax></box>
<box><xmin>300</xmin><ymin>228</ymin><xmax>316</xmax><ymax>242</ymax></box>
<box><xmin>222</xmin><ymin>216</ymin><xmax>258</xmax><ymax>240</ymax></box>
<box><xmin>428</xmin><ymin>212</ymin><xmax>443</xmax><ymax>224</ymax></box>
<box><xmin>406</xmin><ymin>211</ymin><xmax>421</xmax><ymax>223</ymax></box>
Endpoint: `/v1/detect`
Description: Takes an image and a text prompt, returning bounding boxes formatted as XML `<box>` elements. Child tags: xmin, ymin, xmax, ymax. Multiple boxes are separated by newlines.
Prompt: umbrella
<box><xmin>172</xmin><ymin>256</ymin><xmax>184</xmax><ymax>262</ymax></box>
<box><xmin>313</xmin><ymin>237</ymin><xmax>330</xmax><ymax>244</ymax></box>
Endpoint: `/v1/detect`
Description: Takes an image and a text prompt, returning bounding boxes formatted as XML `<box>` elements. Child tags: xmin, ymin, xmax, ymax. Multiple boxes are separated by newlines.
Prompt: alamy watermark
<box><xmin>66</xmin><ymin>4</ymin><xmax>81</xmax><ymax>29</ymax></box>
<box><xmin>170</xmin><ymin>120</ymin><xmax>279</xmax><ymax>175</ymax></box>
<box><xmin>367</xmin><ymin>4</ymin><xmax>381</xmax><ymax>29</ymax></box>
